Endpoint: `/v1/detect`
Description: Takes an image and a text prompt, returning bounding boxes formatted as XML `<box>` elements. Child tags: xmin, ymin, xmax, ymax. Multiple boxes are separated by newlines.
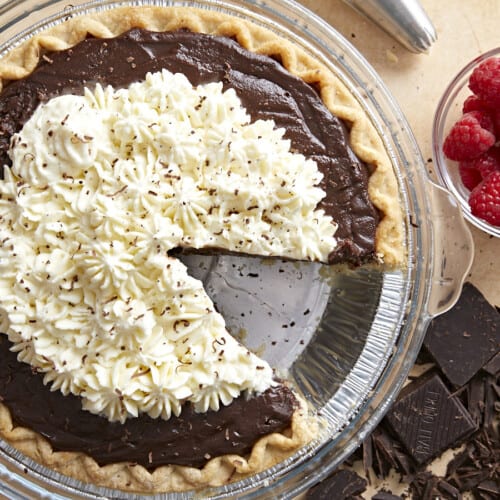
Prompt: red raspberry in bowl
<box><xmin>462</xmin><ymin>95</ymin><xmax>500</xmax><ymax>135</ymax></box>
<box><xmin>469</xmin><ymin>171</ymin><xmax>500</xmax><ymax>226</ymax></box>
<box><xmin>476</xmin><ymin>146</ymin><xmax>500</xmax><ymax>179</ymax></box>
<box><xmin>466</xmin><ymin>110</ymin><xmax>495</xmax><ymax>134</ymax></box>
<box><xmin>469</xmin><ymin>56</ymin><xmax>500</xmax><ymax>107</ymax></box>
<box><xmin>443</xmin><ymin>111</ymin><xmax>496</xmax><ymax>161</ymax></box>
<box><xmin>458</xmin><ymin>161</ymin><xmax>483</xmax><ymax>190</ymax></box>
<box><xmin>462</xmin><ymin>94</ymin><xmax>492</xmax><ymax>114</ymax></box>
<box><xmin>459</xmin><ymin>147</ymin><xmax>500</xmax><ymax>186</ymax></box>
<box><xmin>492</xmin><ymin>108</ymin><xmax>500</xmax><ymax>136</ymax></box>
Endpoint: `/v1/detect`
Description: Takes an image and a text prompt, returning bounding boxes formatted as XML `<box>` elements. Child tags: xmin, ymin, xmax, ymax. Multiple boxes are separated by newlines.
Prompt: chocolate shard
<box><xmin>477</xmin><ymin>479</ymin><xmax>500</xmax><ymax>496</ymax></box>
<box><xmin>372</xmin><ymin>491</ymin><xmax>403</xmax><ymax>500</ymax></box>
<box><xmin>424</xmin><ymin>282</ymin><xmax>500</xmax><ymax>387</ymax></box>
<box><xmin>365</xmin><ymin>424</ymin><xmax>417</xmax><ymax>481</ymax></box>
<box><xmin>306</xmin><ymin>469</ymin><xmax>367</xmax><ymax>500</ymax></box>
<box><xmin>372</xmin><ymin>426</ymin><xmax>399</xmax><ymax>474</ymax></box>
<box><xmin>436</xmin><ymin>478</ymin><xmax>461</xmax><ymax>498</ymax></box>
<box><xmin>362</xmin><ymin>434</ymin><xmax>373</xmax><ymax>480</ymax></box>
<box><xmin>446</xmin><ymin>427</ymin><xmax>500</xmax><ymax>494</ymax></box>
<box><xmin>410</xmin><ymin>471</ymin><xmax>437</xmax><ymax>500</ymax></box>
<box><xmin>467</xmin><ymin>375</ymin><xmax>486</xmax><ymax>427</ymax></box>
<box><xmin>482</xmin><ymin>351</ymin><xmax>500</xmax><ymax>376</ymax></box>
<box><xmin>483</xmin><ymin>374</ymin><xmax>498</xmax><ymax>431</ymax></box>
<box><xmin>385</xmin><ymin>371</ymin><xmax>477</xmax><ymax>465</ymax></box>
<box><xmin>412</xmin><ymin>472</ymin><xmax>462</xmax><ymax>500</ymax></box>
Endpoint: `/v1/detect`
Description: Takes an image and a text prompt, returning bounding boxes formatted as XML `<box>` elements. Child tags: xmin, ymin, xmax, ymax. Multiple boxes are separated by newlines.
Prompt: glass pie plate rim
<box><xmin>0</xmin><ymin>0</ymin><xmax>474</xmax><ymax>498</ymax></box>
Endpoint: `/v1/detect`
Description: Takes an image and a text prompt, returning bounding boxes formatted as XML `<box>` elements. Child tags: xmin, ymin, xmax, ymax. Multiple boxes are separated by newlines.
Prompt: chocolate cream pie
<box><xmin>0</xmin><ymin>5</ymin><xmax>405</xmax><ymax>493</ymax></box>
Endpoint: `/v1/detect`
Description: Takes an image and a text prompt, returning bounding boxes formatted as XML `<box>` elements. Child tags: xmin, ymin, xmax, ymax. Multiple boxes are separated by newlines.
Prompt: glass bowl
<box><xmin>0</xmin><ymin>0</ymin><xmax>474</xmax><ymax>498</ymax></box>
<box><xmin>433</xmin><ymin>47</ymin><xmax>500</xmax><ymax>238</ymax></box>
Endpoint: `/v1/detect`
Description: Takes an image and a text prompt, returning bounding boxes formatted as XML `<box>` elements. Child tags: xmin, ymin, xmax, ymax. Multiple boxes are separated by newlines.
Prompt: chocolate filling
<box><xmin>0</xmin><ymin>28</ymin><xmax>379</xmax><ymax>263</ymax></box>
<box><xmin>0</xmin><ymin>29</ymin><xmax>380</xmax><ymax>468</ymax></box>
<box><xmin>0</xmin><ymin>335</ymin><xmax>296</xmax><ymax>468</ymax></box>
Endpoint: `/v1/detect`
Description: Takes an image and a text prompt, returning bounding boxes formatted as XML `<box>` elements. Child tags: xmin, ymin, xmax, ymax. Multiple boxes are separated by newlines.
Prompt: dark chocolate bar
<box><xmin>424</xmin><ymin>283</ymin><xmax>499</xmax><ymax>386</ymax></box>
<box><xmin>306</xmin><ymin>469</ymin><xmax>367</xmax><ymax>499</ymax></box>
<box><xmin>385</xmin><ymin>372</ymin><xmax>477</xmax><ymax>464</ymax></box>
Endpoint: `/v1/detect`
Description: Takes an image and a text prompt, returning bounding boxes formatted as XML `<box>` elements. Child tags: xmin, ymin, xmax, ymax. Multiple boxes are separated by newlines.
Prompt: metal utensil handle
<box><xmin>342</xmin><ymin>0</ymin><xmax>437</xmax><ymax>53</ymax></box>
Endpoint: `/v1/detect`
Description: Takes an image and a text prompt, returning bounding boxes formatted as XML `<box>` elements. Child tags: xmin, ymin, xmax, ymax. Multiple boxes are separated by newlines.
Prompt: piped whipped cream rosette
<box><xmin>0</xmin><ymin>69</ymin><xmax>337</xmax><ymax>423</ymax></box>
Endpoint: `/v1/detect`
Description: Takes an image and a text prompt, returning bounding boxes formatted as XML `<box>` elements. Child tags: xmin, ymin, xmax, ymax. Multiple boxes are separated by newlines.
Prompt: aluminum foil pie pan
<box><xmin>0</xmin><ymin>0</ymin><xmax>474</xmax><ymax>498</ymax></box>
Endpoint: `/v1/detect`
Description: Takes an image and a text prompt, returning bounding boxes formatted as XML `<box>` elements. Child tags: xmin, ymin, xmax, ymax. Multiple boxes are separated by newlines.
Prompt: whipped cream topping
<box><xmin>0</xmin><ymin>69</ymin><xmax>336</xmax><ymax>422</ymax></box>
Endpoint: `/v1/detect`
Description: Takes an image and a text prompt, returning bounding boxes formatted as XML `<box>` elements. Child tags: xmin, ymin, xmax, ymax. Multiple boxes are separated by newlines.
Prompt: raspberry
<box><xmin>469</xmin><ymin>171</ymin><xmax>500</xmax><ymax>226</ymax></box>
<box><xmin>462</xmin><ymin>94</ymin><xmax>491</xmax><ymax>114</ymax></box>
<box><xmin>460</xmin><ymin>147</ymin><xmax>500</xmax><ymax>182</ymax></box>
<box><xmin>492</xmin><ymin>107</ymin><xmax>500</xmax><ymax>136</ymax></box>
<box><xmin>467</xmin><ymin>110</ymin><xmax>495</xmax><ymax>134</ymax></box>
<box><xmin>477</xmin><ymin>147</ymin><xmax>500</xmax><ymax>179</ymax></box>
<box><xmin>443</xmin><ymin>112</ymin><xmax>496</xmax><ymax>161</ymax></box>
<box><xmin>459</xmin><ymin>161</ymin><xmax>483</xmax><ymax>190</ymax></box>
<box><xmin>469</xmin><ymin>57</ymin><xmax>500</xmax><ymax>107</ymax></box>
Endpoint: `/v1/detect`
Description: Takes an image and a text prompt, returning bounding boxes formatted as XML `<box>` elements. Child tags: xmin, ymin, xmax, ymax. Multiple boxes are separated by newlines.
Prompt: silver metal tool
<box><xmin>342</xmin><ymin>0</ymin><xmax>437</xmax><ymax>53</ymax></box>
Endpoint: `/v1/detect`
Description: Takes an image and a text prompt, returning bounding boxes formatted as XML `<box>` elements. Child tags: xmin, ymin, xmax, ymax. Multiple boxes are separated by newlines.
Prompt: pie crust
<box><xmin>0</xmin><ymin>5</ymin><xmax>405</xmax><ymax>494</ymax></box>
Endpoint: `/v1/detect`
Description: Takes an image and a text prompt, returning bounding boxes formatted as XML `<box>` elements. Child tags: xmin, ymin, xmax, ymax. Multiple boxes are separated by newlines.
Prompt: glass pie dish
<box><xmin>0</xmin><ymin>0</ymin><xmax>474</xmax><ymax>498</ymax></box>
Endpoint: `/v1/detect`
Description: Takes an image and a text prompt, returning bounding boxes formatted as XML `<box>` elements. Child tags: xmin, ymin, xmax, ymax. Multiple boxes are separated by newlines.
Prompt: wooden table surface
<box><xmin>300</xmin><ymin>0</ymin><xmax>499</xmax><ymax>308</ymax></box>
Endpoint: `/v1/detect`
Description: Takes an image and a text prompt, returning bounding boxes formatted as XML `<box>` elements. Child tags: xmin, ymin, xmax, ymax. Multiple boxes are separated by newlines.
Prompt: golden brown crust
<box><xmin>0</xmin><ymin>4</ymin><xmax>404</xmax><ymax>493</ymax></box>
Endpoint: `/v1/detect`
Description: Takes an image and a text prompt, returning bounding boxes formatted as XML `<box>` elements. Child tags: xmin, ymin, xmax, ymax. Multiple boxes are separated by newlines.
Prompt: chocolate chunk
<box><xmin>409</xmin><ymin>471</ymin><xmax>463</xmax><ymax>500</ymax></box>
<box><xmin>466</xmin><ymin>375</ymin><xmax>486</xmax><ymax>427</ymax></box>
<box><xmin>477</xmin><ymin>480</ymin><xmax>500</xmax><ymax>497</ymax></box>
<box><xmin>385</xmin><ymin>372</ymin><xmax>477</xmax><ymax>465</ymax></box>
<box><xmin>483</xmin><ymin>375</ymin><xmax>499</xmax><ymax>431</ymax></box>
<box><xmin>371</xmin><ymin>427</ymin><xmax>402</xmax><ymax>477</ymax></box>
<box><xmin>436</xmin><ymin>478</ymin><xmax>461</xmax><ymax>498</ymax></box>
<box><xmin>362</xmin><ymin>434</ymin><xmax>373</xmax><ymax>478</ymax></box>
<box><xmin>372</xmin><ymin>491</ymin><xmax>402</xmax><ymax>500</ymax></box>
<box><xmin>446</xmin><ymin>427</ymin><xmax>500</xmax><ymax>494</ymax></box>
<box><xmin>424</xmin><ymin>283</ymin><xmax>500</xmax><ymax>386</ymax></box>
<box><xmin>306</xmin><ymin>469</ymin><xmax>367</xmax><ymax>499</ymax></box>
<box><xmin>359</xmin><ymin>425</ymin><xmax>416</xmax><ymax>481</ymax></box>
<box><xmin>409</xmin><ymin>471</ymin><xmax>438</xmax><ymax>500</ymax></box>
<box><xmin>483</xmin><ymin>351</ymin><xmax>500</xmax><ymax>376</ymax></box>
